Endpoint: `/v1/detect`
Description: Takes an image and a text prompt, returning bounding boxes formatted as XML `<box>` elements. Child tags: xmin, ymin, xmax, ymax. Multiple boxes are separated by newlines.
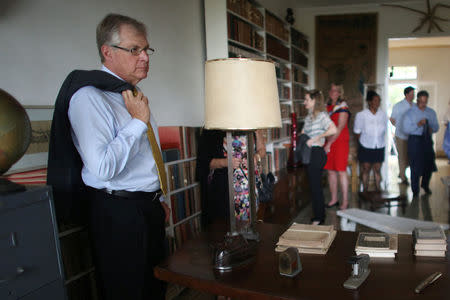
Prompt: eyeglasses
<box><xmin>111</xmin><ymin>45</ymin><xmax>155</xmax><ymax>56</ymax></box>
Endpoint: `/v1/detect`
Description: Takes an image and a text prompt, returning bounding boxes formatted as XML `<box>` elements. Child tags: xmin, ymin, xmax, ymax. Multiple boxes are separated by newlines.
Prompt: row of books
<box><xmin>167</xmin><ymin>159</ymin><xmax>196</xmax><ymax>192</ymax></box>
<box><xmin>291</xmin><ymin>28</ymin><xmax>309</xmax><ymax>53</ymax></box>
<box><xmin>280</xmin><ymin>103</ymin><xmax>291</xmax><ymax>119</ymax></box>
<box><xmin>276</xmin><ymin>223</ymin><xmax>337</xmax><ymax>255</ymax></box>
<box><xmin>170</xmin><ymin>185</ymin><xmax>201</xmax><ymax>225</ymax></box>
<box><xmin>228</xmin><ymin>14</ymin><xmax>264</xmax><ymax>51</ymax></box>
<box><xmin>273</xmin><ymin>146</ymin><xmax>289</xmax><ymax>172</ymax></box>
<box><xmin>275</xmin><ymin>62</ymin><xmax>291</xmax><ymax>81</ymax></box>
<box><xmin>293</xmin><ymin>66</ymin><xmax>308</xmax><ymax>85</ymax></box>
<box><xmin>292</xmin><ymin>47</ymin><xmax>308</xmax><ymax>68</ymax></box>
<box><xmin>355</xmin><ymin>232</ymin><xmax>398</xmax><ymax>258</ymax></box>
<box><xmin>228</xmin><ymin>44</ymin><xmax>264</xmax><ymax>59</ymax></box>
<box><xmin>171</xmin><ymin>215</ymin><xmax>202</xmax><ymax>251</ymax></box>
<box><xmin>266</xmin><ymin>35</ymin><xmax>289</xmax><ymax>61</ymax></box>
<box><xmin>278</xmin><ymin>85</ymin><xmax>290</xmax><ymax>100</ymax></box>
<box><xmin>293</xmin><ymin>85</ymin><xmax>307</xmax><ymax>100</ymax></box>
<box><xmin>227</xmin><ymin>0</ymin><xmax>263</xmax><ymax>28</ymax></box>
<box><xmin>413</xmin><ymin>227</ymin><xmax>447</xmax><ymax>257</ymax></box>
<box><xmin>265</xmin><ymin>11</ymin><xmax>289</xmax><ymax>42</ymax></box>
<box><xmin>293</xmin><ymin>102</ymin><xmax>307</xmax><ymax>118</ymax></box>
<box><xmin>269</xmin><ymin>123</ymin><xmax>291</xmax><ymax>141</ymax></box>
<box><xmin>159</xmin><ymin>126</ymin><xmax>199</xmax><ymax>160</ymax></box>
<box><xmin>261</xmin><ymin>152</ymin><xmax>273</xmax><ymax>174</ymax></box>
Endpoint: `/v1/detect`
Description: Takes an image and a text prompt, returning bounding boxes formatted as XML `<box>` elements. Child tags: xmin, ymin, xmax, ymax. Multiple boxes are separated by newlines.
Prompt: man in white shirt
<box><xmin>390</xmin><ymin>86</ymin><xmax>415</xmax><ymax>184</ymax></box>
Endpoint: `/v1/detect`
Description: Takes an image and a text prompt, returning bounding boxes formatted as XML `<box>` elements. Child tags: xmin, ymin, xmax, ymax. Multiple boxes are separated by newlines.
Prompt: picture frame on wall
<box><xmin>6</xmin><ymin>105</ymin><xmax>54</xmax><ymax>174</ymax></box>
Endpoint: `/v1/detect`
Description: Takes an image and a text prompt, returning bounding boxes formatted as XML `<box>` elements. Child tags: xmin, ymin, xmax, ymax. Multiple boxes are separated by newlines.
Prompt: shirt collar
<box><xmin>101</xmin><ymin>65</ymin><xmax>126</xmax><ymax>82</ymax></box>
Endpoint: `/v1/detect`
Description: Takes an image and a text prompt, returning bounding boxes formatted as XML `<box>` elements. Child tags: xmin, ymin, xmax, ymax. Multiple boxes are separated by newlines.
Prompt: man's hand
<box><xmin>324</xmin><ymin>143</ymin><xmax>331</xmax><ymax>153</ymax></box>
<box><xmin>122</xmin><ymin>90</ymin><xmax>150</xmax><ymax>123</ymax></box>
<box><xmin>161</xmin><ymin>201</ymin><xmax>171</xmax><ymax>223</ymax></box>
<box><xmin>417</xmin><ymin>118</ymin><xmax>427</xmax><ymax>127</ymax></box>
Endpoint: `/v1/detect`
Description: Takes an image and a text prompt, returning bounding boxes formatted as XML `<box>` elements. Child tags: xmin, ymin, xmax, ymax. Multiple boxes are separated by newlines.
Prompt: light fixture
<box><xmin>204</xmin><ymin>58</ymin><xmax>281</xmax><ymax>270</ymax></box>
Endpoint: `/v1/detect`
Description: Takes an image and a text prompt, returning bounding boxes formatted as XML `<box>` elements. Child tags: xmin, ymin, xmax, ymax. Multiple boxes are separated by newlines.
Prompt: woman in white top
<box><xmin>302</xmin><ymin>90</ymin><xmax>337</xmax><ymax>225</ymax></box>
<box><xmin>353</xmin><ymin>90</ymin><xmax>388</xmax><ymax>191</ymax></box>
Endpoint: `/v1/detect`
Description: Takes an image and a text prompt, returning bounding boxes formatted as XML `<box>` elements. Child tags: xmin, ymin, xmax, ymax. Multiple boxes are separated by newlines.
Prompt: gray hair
<box><xmin>96</xmin><ymin>13</ymin><xmax>147</xmax><ymax>62</ymax></box>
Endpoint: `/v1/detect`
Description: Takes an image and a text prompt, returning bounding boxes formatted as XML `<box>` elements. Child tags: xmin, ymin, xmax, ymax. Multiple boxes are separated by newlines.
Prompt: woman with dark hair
<box><xmin>302</xmin><ymin>90</ymin><xmax>337</xmax><ymax>225</ymax></box>
<box><xmin>197</xmin><ymin>130</ymin><xmax>266</xmax><ymax>227</ymax></box>
<box><xmin>353</xmin><ymin>90</ymin><xmax>388</xmax><ymax>191</ymax></box>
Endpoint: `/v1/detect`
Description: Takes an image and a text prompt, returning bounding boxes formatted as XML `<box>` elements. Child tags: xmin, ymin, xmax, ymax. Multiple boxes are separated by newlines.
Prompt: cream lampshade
<box><xmin>205</xmin><ymin>58</ymin><xmax>282</xmax><ymax>130</ymax></box>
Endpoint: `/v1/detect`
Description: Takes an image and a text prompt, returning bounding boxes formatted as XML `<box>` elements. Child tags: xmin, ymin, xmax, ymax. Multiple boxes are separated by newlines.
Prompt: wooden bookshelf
<box><xmin>159</xmin><ymin>127</ymin><xmax>202</xmax><ymax>255</ymax></box>
<box><xmin>205</xmin><ymin>0</ymin><xmax>310</xmax><ymax>173</ymax></box>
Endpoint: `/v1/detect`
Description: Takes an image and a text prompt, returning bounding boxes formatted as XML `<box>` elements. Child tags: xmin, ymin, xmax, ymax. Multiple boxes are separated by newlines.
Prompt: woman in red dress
<box><xmin>324</xmin><ymin>84</ymin><xmax>350</xmax><ymax>210</ymax></box>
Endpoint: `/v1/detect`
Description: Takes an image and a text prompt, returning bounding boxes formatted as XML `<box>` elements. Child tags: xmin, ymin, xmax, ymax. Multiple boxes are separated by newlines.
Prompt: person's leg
<box><xmin>308</xmin><ymin>148</ymin><xmax>327</xmax><ymax>223</ymax></box>
<box><xmin>373</xmin><ymin>163</ymin><xmax>382</xmax><ymax>191</ymax></box>
<box><xmin>360</xmin><ymin>162</ymin><xmax>371</xmax><ymax>192</ymax></box>
<box><xmin>88</xmin><ymin>191</ymin><xmax>153</xmax><ymax>300</ymax></box>
<box><xmin>142</xmin><ymin>200</ymin><xmax>167</xmax><ymax>299</ymax></box>
<box><xmin>338</xmin><ymin>171</ymin><xmax>349</xmax><ymax>209</ymax></box>
<box><xmin>421</xmin><ymin>171</ymin><xmax>432</xmax><ymax>194</ymax></box>
<box><xmin>396</xmin><ymin>137</ymin><xmax>408</xmax><ymax>182</ymax></box>
<box><xmin>327</xmin><ymin>170</ymin><xmax>338</xmax><ymax>205</ymax></box>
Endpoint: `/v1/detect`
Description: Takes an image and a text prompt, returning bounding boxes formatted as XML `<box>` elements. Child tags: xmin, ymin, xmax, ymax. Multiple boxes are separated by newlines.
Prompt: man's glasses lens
<box><xmin>112</xmin><ymin>45</ymin><xmax>155</xmax><ymax>56</ymax></box>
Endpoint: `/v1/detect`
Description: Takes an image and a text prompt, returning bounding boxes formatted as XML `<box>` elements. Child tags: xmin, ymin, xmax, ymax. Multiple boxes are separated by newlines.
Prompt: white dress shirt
<box><xmin>68</xmin><ymin>65</ymin><xmax>162</xmax><ymax>193</ymax></box>
<box><xmin>354</xmin><ymin>108</ymin><xmax>388</xmax><ymax>149</ymax></box>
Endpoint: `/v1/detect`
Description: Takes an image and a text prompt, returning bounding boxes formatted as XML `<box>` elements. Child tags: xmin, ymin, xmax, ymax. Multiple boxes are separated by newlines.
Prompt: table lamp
<box><xmin>205</xmin><ymin>58</ymin><xmax>281</xmax><ymax>270</ymax></box>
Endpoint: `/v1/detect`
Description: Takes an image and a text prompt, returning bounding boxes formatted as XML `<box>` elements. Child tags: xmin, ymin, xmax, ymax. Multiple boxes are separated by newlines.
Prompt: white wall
<box><xmin>0</xmin><ymin>0</ymin><xmax>205</xmax><ymax>126</ymax></box>
<box><xmin>389</xmin><ymin>46</ymin><xmax>450</xmax><ymax>155</ymax></box>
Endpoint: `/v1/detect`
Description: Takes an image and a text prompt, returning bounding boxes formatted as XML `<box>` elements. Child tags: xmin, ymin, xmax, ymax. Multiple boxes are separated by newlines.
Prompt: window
<box><xmin>388</xmin><ymin>66</ymin><xmax>417</xmax><ymax>80</ymax></box>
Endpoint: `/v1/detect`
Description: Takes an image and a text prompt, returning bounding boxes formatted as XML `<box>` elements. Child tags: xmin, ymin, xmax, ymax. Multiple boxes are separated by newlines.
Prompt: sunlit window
<box><xmin>388</xmin><ymin>66</ymin><xmax>417</xmax><ymax>80</ymax></box>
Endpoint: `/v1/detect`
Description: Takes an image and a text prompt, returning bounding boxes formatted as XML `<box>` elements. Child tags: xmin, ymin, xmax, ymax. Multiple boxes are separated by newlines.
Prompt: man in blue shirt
<box><xmin>49</xmin><ymin>14</ymin><xmax>170</xmax><ymax>300</ymax></box>
<box><xmin>402</xmin><ymin>90</ymin><xmax>439</xmax><ymax>197</ymax></box>
<box><xmin>390</xmin><ymin>86</ymin><xmax>415</xmax><ymax>184</ymax></box>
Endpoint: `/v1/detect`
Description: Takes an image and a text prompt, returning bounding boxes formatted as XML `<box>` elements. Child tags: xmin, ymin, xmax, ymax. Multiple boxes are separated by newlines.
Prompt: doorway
<box><xmin>387</xmin><ymin>36</ymin><xmax>450</xmax><ymax>191</ymax></box>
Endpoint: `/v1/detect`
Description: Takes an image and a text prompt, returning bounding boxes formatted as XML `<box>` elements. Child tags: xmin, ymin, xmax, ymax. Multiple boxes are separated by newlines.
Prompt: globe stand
<box><xmin>0</xmin><ymin>178</ymin><xmax>26</xmax><ymax>195</ymax></box>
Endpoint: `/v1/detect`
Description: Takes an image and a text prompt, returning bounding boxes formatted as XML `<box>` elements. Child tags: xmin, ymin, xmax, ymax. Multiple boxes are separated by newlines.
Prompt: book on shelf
<box><xmin>265</xmin><ymin>11</ymin><xmax>289</xmax><ymax>41</ymax></box>
<box><xmin>228</xmin><ymin>44</ymin><xmax>263</xmax><ymax>59</ymax></box>
<box><xmin>227</xmin><ymin>0</ymin><xmax>263</xmax><ymax>28</ymax></box>
<box><xmin>293</xmin><ymin>66</ymin><xmax>308</xmax><ymax>85</ymax></box>
<box><xmin>275</xmin><ymin>223</ymin><xmax>337</xmax><ymax>255</ymax></box>
<box><xmin>228</xmin><ymin>14</ymin><xmax>264</xmax><ymax>51</ymax></box>
<box><xmin>355</xmin><ymin>232</ymin><xmax>398</xmax><ymax>258</ymax></box>
<box><xmin>414</xmin><ymin>250</ymin><xmax>446</xmax><ymax>257</ymax></box>
<box><xmin>266</xmin><ymin>35</ymin><xmax>289</xmax><ymax>61</ymax></box>
<box><xmin>173</xmin><ymin>216</ymin><xmax>201</xmax><ymax>249</ymax></box>
<box><xmin>159</xmin><ymin>126</ymin><xmax>199</xmax><ymax>160</ymax></box>
<box><xmin>291</xmin><ymin>27</ymin><xmax>309</xmax><ymax>53</ymax></box>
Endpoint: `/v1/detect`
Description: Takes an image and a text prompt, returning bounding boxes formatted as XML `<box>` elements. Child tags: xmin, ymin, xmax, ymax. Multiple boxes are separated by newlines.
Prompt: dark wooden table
<box><xmin>155</xmin><ymin>223</ymin><xmax>450</xmax><ymax>299</ymax></box>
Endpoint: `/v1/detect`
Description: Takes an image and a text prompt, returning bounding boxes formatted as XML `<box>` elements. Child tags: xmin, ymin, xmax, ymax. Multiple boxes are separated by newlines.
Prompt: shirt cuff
<box><xmin>122</xmin><ymin>118</ymin><xmax>148</xmax><ymax>137</ymax></box>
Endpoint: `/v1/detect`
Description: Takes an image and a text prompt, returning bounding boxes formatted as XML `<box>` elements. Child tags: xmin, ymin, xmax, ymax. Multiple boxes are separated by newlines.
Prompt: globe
<box><xmin>0</xmin><ymin>89</ymin><xmax>31</xmax><ymax>175</ymax></box>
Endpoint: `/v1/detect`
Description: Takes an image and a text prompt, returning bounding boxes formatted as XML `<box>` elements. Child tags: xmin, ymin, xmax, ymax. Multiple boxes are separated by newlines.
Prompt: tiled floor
<box><xmin>292</xmin><ymin>157</ymin><xmax>450</xmax><ymax>229</ymax></box>
<box><xmin>171</xmin><ymin>157</ymin><xmax>450</xmax><ymax>299</ymax></box>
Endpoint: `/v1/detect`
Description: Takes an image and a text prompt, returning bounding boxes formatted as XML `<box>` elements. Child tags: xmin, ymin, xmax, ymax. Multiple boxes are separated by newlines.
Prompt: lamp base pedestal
<box><xmin>240</xmin><ymin>227</ymin><xmax>260</xmax><ymax>241</ymax></box>
<box><xmin>213</xmin><ymin>232</ymin><xmax>258</xmax><ymax>272</ymax></box>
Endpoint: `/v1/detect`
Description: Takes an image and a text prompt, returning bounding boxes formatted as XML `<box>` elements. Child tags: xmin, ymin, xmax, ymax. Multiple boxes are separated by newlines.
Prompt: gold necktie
<box><xmin>146</xmin><ymin>123</ymin><xmax>168</xmax><ymax>195</ymax></box>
